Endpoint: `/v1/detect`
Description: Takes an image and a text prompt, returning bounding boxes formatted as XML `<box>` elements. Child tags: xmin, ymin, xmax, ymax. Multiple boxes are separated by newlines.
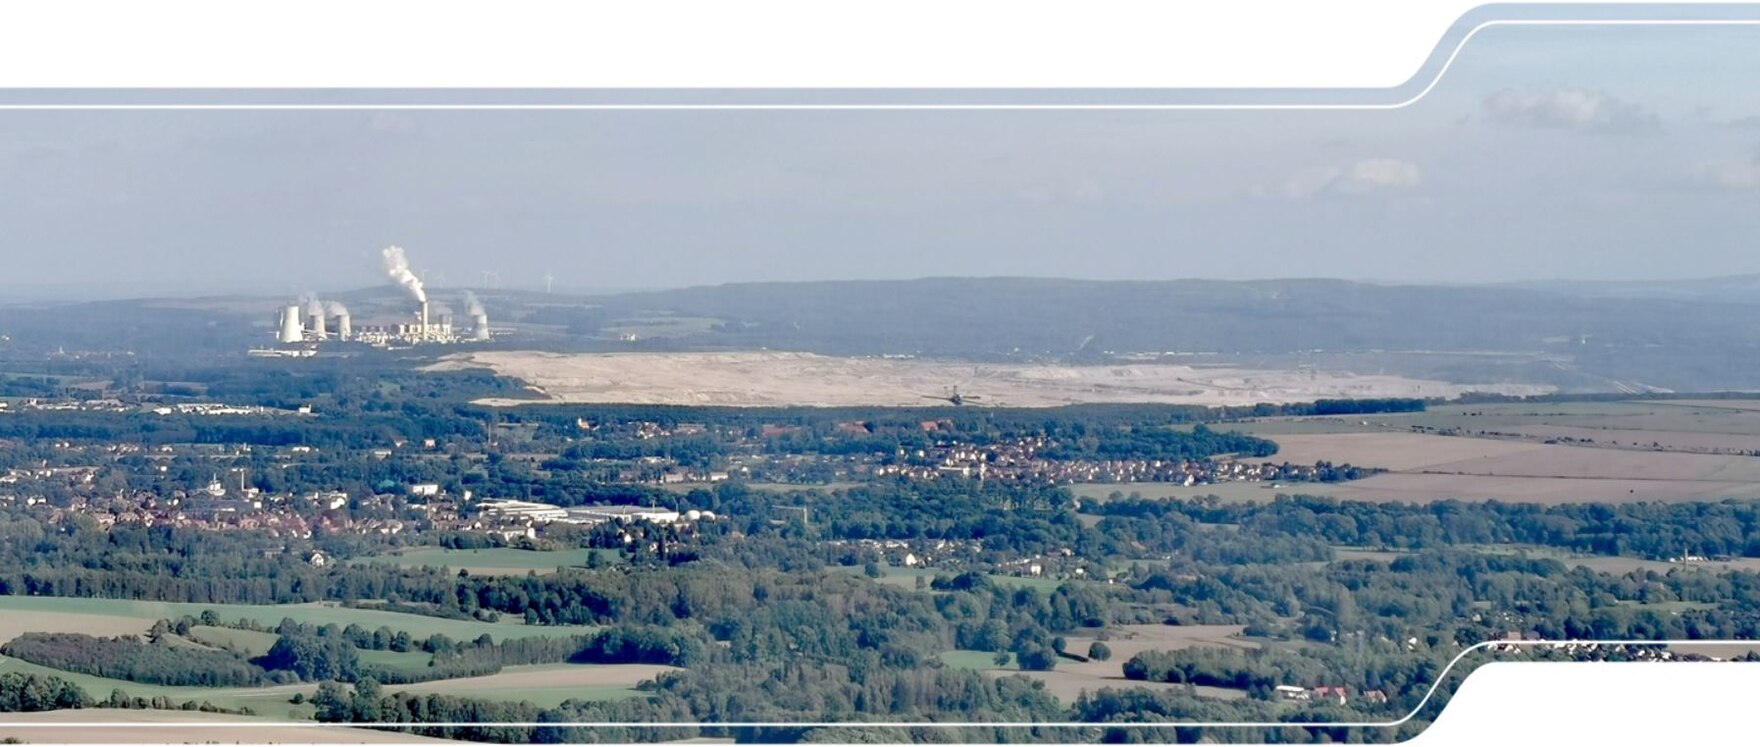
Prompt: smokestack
<box><xmin>419</xmin><ymin>300</ymin><xmax>429</xmax><ymax>340</ymax></box>
<box><xmin>278</xmin><ymin>305</ymin><xmax>303</xmax><ymax>344</ymax></box>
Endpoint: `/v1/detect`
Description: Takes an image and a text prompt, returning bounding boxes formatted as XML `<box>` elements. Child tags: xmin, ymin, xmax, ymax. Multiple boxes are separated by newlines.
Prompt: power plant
<box><xmin>256</xmin><ymin>245</ymin><xmax>493</xmax><ymax>352</ymax></box>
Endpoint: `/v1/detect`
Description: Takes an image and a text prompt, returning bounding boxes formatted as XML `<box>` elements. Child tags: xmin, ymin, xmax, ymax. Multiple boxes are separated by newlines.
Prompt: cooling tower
<box><xmin>472</xmin><ymin>312</ymin><xmax>490</xmax><ymax>341</ymax></box>
<box><xmin>308</xmin><ymin>312</ymin><xmax>328</xmax><ymax>340</ymax></box>
<box><xmin>278</xmin><ymin>305</ymin><xmax>304</xmax><ymax>344</ymax></box>
<box><xmin>334</xmin><ymin>312</ymin><xmax>352</xmax><ymax>341</ymax></box>
<box><xmin>419</xmin><ymin>300</ymin><xmax>430</xmax><ymax>340</ymax></box>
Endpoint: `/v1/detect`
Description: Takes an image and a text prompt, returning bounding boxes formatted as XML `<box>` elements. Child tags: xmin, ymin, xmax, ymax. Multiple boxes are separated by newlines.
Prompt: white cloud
<box><xmin>1481</xmin><ymin>88</ymin><xmax>1661</xmax><ymax>134</ymax></box>
<box><xmin>1699</xmin><ymin>153</ymin><xmax>1760</xmax><ymax>190</ymax></box>
<box><xmin>1281</xmin><ymin>158</ymin><xmax>1421</xmax><ymax>199</ymax></box>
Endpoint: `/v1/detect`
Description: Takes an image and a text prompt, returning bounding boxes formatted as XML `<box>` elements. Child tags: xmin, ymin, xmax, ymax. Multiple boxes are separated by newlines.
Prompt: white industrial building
<box><xmin>476</xmin><ymin>499</ymin><xmax>569</xmax><ymax>522</ymax></box>
<box><xmin>565</xmin><ymin>505</ymin><xmax>684</xmax><ymax>524</ymax></box>
<box><xmin>474</xmin><ymin>499</ymin><xmax>704</xmax><ymax>529</ymax></box>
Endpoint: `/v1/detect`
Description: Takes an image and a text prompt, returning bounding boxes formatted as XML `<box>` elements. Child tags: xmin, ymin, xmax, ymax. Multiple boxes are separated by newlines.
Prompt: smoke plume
<box><xmin>380</xmin><ymin>245</ymin><xmax>426</xmax><ymax>303</ymax></box>
<box><xmin>463</xmin><ymin>290</ymin><xmax>485</xmax><ymax>317</ymax></box>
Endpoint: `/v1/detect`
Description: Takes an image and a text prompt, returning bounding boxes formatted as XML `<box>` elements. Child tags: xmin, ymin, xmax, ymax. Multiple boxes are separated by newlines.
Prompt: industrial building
<box><xmin>258</xmin><ymin>247</ymin><xmax>492</xmax><ymax>351</ymax></box>
<box><xmin>264</xmin><ymin>295</ymin><xmax>490</xmax><ymax>348</ymax></box>
<box><xmin>474</xmin><ymin>499</ymin><xmax>704</xmax><ymax>529</ymax></box>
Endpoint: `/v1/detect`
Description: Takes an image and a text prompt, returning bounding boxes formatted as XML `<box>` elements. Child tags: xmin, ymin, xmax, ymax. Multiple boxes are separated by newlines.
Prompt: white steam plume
<box><xmin>325</xmin><ymin>301</ymin><xmax>349</xmax><ymax>316</ymax></box>
<box><xmin>301</xmin><ymin>293</ymin><xmax>324</xmax><ymax>317</ymax></box>
<box><xmin>380</xmin><ymin>245</ymin><xmax>426</xmax><ymax>303</ymax></box>
<box><xmin>463</xmin><ymin>290</ymin><xmax>485</xmax><ymax>317</ymax></box>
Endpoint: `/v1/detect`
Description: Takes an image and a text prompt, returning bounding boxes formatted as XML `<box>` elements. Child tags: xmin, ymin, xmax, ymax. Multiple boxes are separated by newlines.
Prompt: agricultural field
<box><xmin>0</xmin><ymin>709</ymin><xmax>459</xmax><ymax>744</ymax></box>
<box><xmin>1312</xmin><ymin>472</ymin><xmax>1760</xmax><ymax>503</ymax></box>
<box><xmin>357</xmin><ymin>546</ymin><xmax>622</xmax><ymax>576</ymax></box>
<box><xmin>0</xmin><ymin>596</ymin><xmax>600</xmax><ymax>642</ymax></box>
<box><xmin>1196</xmin><ymin>399</ymin><xmax>1760</xmax><ymax>503</ymax></box>
<box><xmin>1254</xmin><ymin>432</ymin><xmax>1548</xmax><ymax>472</ymax></box>
<box><xmin>1069</xmin><ymin>481</ymin><xmax>1359</xmax><ymax>504</ymax></box>
<box><xmin>0</xmin><ymin>610</ymin><xmax>155</xmax><ymax>645</ymax></box>
<box><xmin>1666</xmin><ymin>642</ymin><xmax>1760</xmax><ymax>660</ymax></box>
<box><xmin>385</xmin><ymin>663</ymin><xmax>675</xmax><ymax>708</ymax></box>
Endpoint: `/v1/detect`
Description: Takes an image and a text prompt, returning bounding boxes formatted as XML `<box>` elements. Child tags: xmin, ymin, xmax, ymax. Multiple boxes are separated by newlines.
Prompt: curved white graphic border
<box><xmin>3</xmin><ymin>2</ymin><xmax>1759</xmax><ymax>739</ymax></box>
<box><xmin>0</xmin><ymin>15</ymin><xmax>1759</xmax><ymax>108</ymax></box>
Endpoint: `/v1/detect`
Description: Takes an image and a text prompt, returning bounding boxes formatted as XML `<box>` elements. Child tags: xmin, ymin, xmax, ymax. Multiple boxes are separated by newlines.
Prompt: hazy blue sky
<box><xmin>4</xmin><ymin>25</ymin><xmax>1760</xmax><ymax>299</ymax></box>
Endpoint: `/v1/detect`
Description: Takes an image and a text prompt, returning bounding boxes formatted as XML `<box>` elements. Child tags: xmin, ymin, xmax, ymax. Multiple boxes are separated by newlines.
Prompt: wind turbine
<box><xmin>544</xmin><ymin>272</ymin><xmax>555</xmax><ymax>294</ymax></box>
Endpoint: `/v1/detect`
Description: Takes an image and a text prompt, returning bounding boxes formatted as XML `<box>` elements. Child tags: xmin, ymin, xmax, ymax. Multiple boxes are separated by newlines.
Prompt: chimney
<box><xmin>419</xmin><ymin>300</ymin><xmax>429</xmax><ymax>340</ymax></box>
<box><xmin>308</xmin><ymin>311</ymin><xmax>327</xmax><ymax>340</ymax></box>
<box><xmin>473</xmin><ymin>312</ymin><xmax>490</xmax><ymax>341</ymax></box>
<box><xmin>334</xmin><ymin>312</ymin><xmax>352</xmax><ymax>341</ymax></box>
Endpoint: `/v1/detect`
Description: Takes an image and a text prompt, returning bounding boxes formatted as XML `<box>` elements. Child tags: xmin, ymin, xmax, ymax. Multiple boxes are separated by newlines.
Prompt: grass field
<box><xmin>0</xmin><ymin>656</ymin><xmax>318</xmax><ymax>719</ymax></box>
<box><xmin>0</xmin><ymin>596</ymin><xmax>600</xmax><ymax>642</ymax></box>
<box><xmin>358</xmin><ymin>546</ymin><xmax>623</xmax><ymax>576</ymax></box>
<box><xmin>357</xmin><ymin>647</ymin><xmax>437</xmax><ymax>675</ymax></box>
<box><xmin>187</xmin><ymin>626</ymin><xmax>281</xmax><ymax>657</ymax></box>
<box><xmin>942</xmin><ymin>626</ymin><xmax>1254</xmax><ymax>705</ymax></box>
<box><xmin>386</xmin><ymin>663</ymin><xmax>672</xmax><ymax>708</ymax></box>
<box><xmin>1062</xmin><ymin>624</ymin><xmax>1255</xmax><ymax>668</ymax></box>
<box><xmin>938</xmin><ymin>650</ymin><xmax>1016</xmax><ymax>670</ymax></box>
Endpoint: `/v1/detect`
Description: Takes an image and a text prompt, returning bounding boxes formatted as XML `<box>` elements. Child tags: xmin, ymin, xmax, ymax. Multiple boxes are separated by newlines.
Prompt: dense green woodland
<box><xmin>9</xmin><ymin>484</ymin><xmax>1760</xmax><ymax>741</ymax></box>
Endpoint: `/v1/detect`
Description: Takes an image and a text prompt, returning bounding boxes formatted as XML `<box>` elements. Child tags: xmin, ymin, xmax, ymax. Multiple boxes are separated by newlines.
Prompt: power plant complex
<box><xmin>258</xmin><ymin>246</ymin><xmax>492</xmax><ymax>353</ymax></box>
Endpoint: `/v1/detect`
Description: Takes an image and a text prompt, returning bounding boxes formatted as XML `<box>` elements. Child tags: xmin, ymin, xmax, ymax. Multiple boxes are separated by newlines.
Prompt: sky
<box><xmin>4</xmin><ymin>25</ymin><xmax>1760</xmax><ymax>299</ymax></box>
